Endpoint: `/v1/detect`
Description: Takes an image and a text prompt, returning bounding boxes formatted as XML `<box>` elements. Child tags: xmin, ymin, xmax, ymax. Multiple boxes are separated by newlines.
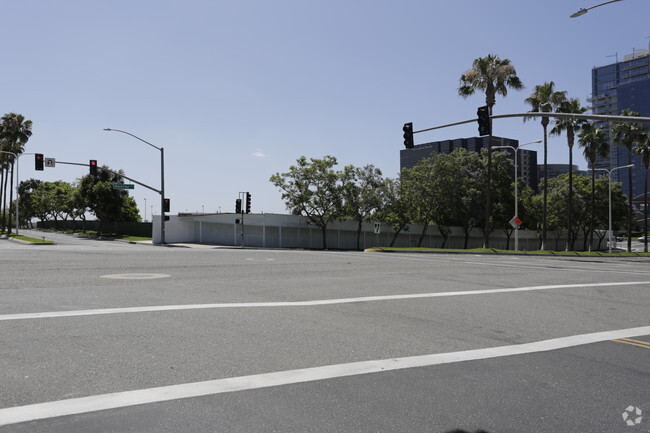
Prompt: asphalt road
<box><xmin>0</xmin><ymin>231</ymin><xmax>649</xmax><ymax>432</ymax></box>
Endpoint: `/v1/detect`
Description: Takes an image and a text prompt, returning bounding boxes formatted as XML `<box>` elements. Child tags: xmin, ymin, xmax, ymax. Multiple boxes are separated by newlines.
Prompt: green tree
<box><xmin>17</xmin><ymin>179</ymin><xmax>42</xmax><ymax>228</ymax></box>
<box><xmin>451</xmin><ymin>149</ymin><xmax>485</xmax><ymax>249</ymax></box>
<box><xmin>270</xmin><ymin>156</ymin><xmax>343</xmax><ymax>249</ymax></box>
<box><xmin>578</xmin><ymin>123</ymin><xmax>609</xmax><ymax>250</ymax></box>
<box><xmin>634</xmin><ymin>131</ymin><xmax>650</xmax><ymax>252</ymax></box>
<box><xmin>550</xmin><ymin>97</ymin><xmax>588</xmax><ymax>250</ymax></box>
<box><xmin>458</xmin><ymin>54</ymin><xmax>524</xmax><ymax>248</ymax></box>
<box><xmin>487</xmin><ymin>149</ymin><xmax>517</xmax><ymax>249</ymax></box>
<box><xmin>400</xmin><ymin>157</ymin><xmax>437</xmax><ymax>247</ymax></box>
<box><xmin>0</xmin><ymin>113</ymin><xmax>32</xmax><ymax>233</ymax></box>
<box><xmin>375</xmin><ymin>177</ymin><xmax>411</xmax><ymax>247</ymax></box>
<box><xmin>342</xmin><ymin>164</ymin><xmax>384</xmax><ymax>250</ymax></box>
<box><xmin>77</xmin><ymin>165</ymin><xmax>141</xmax><ymax>230</ymax></box>
<box><xmin>524</xmin><ymin>81</ymin><xmax>566</xmax><ymax>250</ymax></box>
<box><xmin>612</xmin><ymin>109</ymin><xmax>646</xmax><ymax>252</ymax></box>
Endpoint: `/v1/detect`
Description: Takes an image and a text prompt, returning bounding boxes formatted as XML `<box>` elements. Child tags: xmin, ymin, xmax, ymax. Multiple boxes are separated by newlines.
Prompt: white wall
<box><xmin>153</xmin><ymin>213</ymin><xmax>597</xmax><ymax>251</ymax></box>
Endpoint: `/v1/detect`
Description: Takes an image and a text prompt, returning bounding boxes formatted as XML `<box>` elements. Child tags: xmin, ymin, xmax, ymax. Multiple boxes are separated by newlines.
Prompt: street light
<box><xmin>589</xmin><ymin>163</ymin><xmax>633</xmax><ymax>253</ymax></box>
<box><xmin>570</xmin><ymin>0</ymin><xmax>623</xmax><ymax>17</ymax></box>
<box><xmin>493</xmin><ymin>139</ymin><xmax>542</xmax><ymax>251</ymax></box>
<box><xmin>103</xmin><ymin>128</ymin><xmax>166</xmax><ymax>244</ymax></box>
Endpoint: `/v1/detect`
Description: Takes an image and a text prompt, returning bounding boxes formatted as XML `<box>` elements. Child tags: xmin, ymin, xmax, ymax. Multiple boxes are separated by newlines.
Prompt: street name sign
<box><xmin>112</xmin><ymin>183</ymin><xmax>135</xmax><ymax>190</ymax></box>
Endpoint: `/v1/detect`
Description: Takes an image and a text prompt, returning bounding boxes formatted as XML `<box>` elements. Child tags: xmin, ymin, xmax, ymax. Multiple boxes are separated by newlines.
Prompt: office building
<box><xmin>400</xmin><ymin>136</ymin><xmax>538</xmax><ymax>190</ymax></box>
<box><xmin>537</xmin><ymin>164</ymin><xmax>588</xmax><ymax>182</ymax></box>
<box><xmin>590</xmin><ymin>48</ymin><xmax>650</xmax><ymax>198</ymax></box>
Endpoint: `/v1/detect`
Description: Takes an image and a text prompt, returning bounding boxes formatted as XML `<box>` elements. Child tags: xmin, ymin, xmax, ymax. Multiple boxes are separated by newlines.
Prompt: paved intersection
<box><xmin>0</xmin><ymin>233</ymin><xmax>648</xmax><ymax>432</ymax></box>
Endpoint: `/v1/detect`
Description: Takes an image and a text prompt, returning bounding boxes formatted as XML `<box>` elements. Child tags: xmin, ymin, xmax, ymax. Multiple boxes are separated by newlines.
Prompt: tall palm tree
<box><xmin>524</xmin><ymin>82</ymin><xmax>566</xmax><ymax>250</ymax></box>
<box><xmin>612</xmin><ymin>109</ymin><xmax>644</xmax><ymax>252</ymax></box>
<box><xmin>634</xmin><ymin>131</ymin><xmax>650</xmax><ymax>253</ymax></box>
<box><xmin>550</xmin><ymin>98</ymin><xmax>587</xmax><ymax>250</ymax></box>
<box><xmin>458</xmin><ymin>54</ymin><xmax>524</xmax><ymax>247</ymax></box>
<box><xmin>578</xmin><ymin>123</ymin><xmax>608</xmax><ymax>251</ymax></box>
<box><xmin>0</xmin><ymin>113</ymin><xmax>33</xmax><ymax>234</ymax></box>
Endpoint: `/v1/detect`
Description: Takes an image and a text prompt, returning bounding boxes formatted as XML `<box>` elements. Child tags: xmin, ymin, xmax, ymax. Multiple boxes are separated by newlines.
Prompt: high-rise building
<box><xmin>590</xmin><ymin>48</ymin><xmax>650</xmax><ymax>199</ymax></box>
<box><xmin>399</xmin><ymin>136</ymin><xmax>539</xmax><ymax>190</ymax></box>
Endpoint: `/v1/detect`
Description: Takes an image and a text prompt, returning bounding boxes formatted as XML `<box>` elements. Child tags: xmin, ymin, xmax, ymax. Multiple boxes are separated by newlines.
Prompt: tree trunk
<box><xmin>7</xmin><ymin>162</ymin><xmax>15</xmax><ymax>234</ymax></box>
<box><xmin>389</xmin><ymin>228</ymin><xmax>403</xmax><ymax>247</ymax></box>
<box><xmin>484</xmin><ymin>133</ymin><xmax>492</xmax><ymax>249</ymax></box>
<box><xmin>1</xmin><ymin>167</ymin><xmax>8</xmax><ymax>232</ymax></box>
<box><xmin>356</xmin><ymin>220</ymin><xmax>362</xmax><ymax>251</ymax></box>
<box><xmin>567</xmin><ymin>143</ymin><xmax>573</xmax><ymax>251</ymax></box>
<box><xmin>417</xmin><ymin>224</ymin><xmax>429</xmax><ymax>247</ymax></box>
<box><xmin>321</xmin><ymin>225</ymin><xmax>327</xmax><ymax>250</ymax></box>
<box><xmin>589</xmin><ymin>170</ymin><xmax>596</xmax><ymax>252</ymax></box>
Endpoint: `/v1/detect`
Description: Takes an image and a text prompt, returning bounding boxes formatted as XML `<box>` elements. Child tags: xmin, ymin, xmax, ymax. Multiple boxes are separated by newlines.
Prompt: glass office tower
<box><xmin>590</xmin><ymin>49</ymin><xmax>650</xmax><ymax>199</ymax></box>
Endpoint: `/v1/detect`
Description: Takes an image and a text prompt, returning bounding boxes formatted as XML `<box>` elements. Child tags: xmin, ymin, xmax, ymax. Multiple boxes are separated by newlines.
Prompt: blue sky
<box><xmin>3</xmin><ymin>0</ymin><xmax>649</xmax><ymax>217</ymax></box>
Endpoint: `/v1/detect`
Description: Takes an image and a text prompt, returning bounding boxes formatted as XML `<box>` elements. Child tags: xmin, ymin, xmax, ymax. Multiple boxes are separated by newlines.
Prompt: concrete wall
<box><xmin>153</xmin><ymin>213</ymin><xmax>598</xmax><ymax>251</ymax></box>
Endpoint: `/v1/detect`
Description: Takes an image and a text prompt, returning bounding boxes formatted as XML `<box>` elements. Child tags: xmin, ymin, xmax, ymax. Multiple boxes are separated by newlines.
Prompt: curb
<box><xmin>7</xmin><ymin>237</ymin><xmax>57</xmax><ymax>245</ymax></box>
<box><xmin>363</xmin><ymin>248</ymin><xmax>647</xmax><ymax>257</ymax></box>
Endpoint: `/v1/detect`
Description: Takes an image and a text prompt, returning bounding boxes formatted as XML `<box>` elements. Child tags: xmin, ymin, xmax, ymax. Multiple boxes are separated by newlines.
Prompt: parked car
<box><xmin>638</xmin><ymin>236</ymin><xmax>648</xmax><ymax>243</ymax></box>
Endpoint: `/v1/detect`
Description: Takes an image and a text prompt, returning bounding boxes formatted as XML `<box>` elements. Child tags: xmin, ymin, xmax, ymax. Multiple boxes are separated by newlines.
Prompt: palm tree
<box><xmin>0</xmin><ymin>113</ymin><xmax>33</xmax><ymax>234</ymax></box>
<box><xmin>578</xmin><ymin>123</ymin><xmax>608</xmax><ymax>251</ymax></box>
<box><xmin>612</xmin><ymin>109</ymin><xmax>644</xmax><ymax>252</ymax></box>
<box><xmin>634</xmin><ymin>131</ymin><xmax>650</xmax><ymax>252</ymax></box>
<box><xmin>550</xmin><ymin>98</ymin><xmax>587</xmax><ymax>250</ymax></box>
<box><xmin>458</xmin><ymin>54</ymin><xmax>524</xmax><ymax>247</ymax></box>
<box><xmin>524</xmin><ymin>82</ymin><xmax>566</xmax><ymax>250</ymax></box>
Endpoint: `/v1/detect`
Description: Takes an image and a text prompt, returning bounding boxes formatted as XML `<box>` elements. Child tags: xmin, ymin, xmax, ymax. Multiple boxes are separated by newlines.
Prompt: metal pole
<box><xmin>493</xmin><ymin>140</ymin><xmax>540</xmax><ymax>251</ymax></box>
<box><xmin>103</xmin><ymin>128</ymin><xmax>166</xmax><ymax>244</ymax></box>
<box><xmin>608</xmin><ymin>173</ymin><xmax>613</xmax><ymax>254</ymax></box>
<box><xmin>591</xmin><ymin>163</ymin><xmax>633</xmax><ymax>253</ymax></box>
<box><xmin>15</xmin><ymin>154</ymin><xmax>19</xmax><ymax>236</ymax></box>
<box><xmin>160</xmin><ymin>147</ymin><xmax>165</xmax><ymax>244</ymax></box>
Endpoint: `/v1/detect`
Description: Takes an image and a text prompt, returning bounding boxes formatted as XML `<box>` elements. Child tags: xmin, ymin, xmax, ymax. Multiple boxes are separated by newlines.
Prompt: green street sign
<box><xmin>112</xmin><ymin>183</ymin><xmax>134</xmax><ymax>190</ymax></box>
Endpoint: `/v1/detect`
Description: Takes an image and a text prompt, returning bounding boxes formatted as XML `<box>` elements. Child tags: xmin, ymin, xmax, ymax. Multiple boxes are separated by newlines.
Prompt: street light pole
<box><xmin>103</xmin><ymin>128</ymin><xmax>166</xmax><ymax>244</ymax></box>
<box><xmin>590</xmin><ymin>164</ymin><xmax>634</xmax><ymax>253</ymax></box>
<box><xmin>493</xmin><ymin>139</ymin><xmax>542</xmax><ymax>251</ymax></box>
<box><xmin>570</xmin><ymin>0</ymin><xmax>623</xmax><ymax>17</ymax></box>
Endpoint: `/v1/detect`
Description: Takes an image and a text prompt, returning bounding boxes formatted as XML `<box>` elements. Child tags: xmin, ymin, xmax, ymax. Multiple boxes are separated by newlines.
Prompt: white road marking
<box><xmin>0</xmin><ymin>281</ymin><xmax>648</xmax><ymax>321</ymax></box>
<box><xmin>100</xmin><ymin>274</ymin><xmax>171</xmax><ymax>280</ymax></box>
<box><xmin>1</xmin><ymin>325</ymin><xmax>649</xmax><ymax>427</ymax></box>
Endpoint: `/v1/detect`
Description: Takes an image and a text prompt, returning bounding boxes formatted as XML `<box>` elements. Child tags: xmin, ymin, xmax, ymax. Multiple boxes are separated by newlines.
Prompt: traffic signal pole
<box><xmin>103</xmin><ymin>128</ymin><xmax>166</xmax><ymax>244</ymax></box>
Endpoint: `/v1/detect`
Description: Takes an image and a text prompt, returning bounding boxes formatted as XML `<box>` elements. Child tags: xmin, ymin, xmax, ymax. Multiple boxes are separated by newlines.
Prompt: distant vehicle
<box><xmin>638</xmin><ymin>236</ymin><xmax>648</xmax><ymax>243</ymax></box>
<box><xmin>616</xmin><ymin>236</ymin><xmax>624</xmax><ymax>242</ymax></box>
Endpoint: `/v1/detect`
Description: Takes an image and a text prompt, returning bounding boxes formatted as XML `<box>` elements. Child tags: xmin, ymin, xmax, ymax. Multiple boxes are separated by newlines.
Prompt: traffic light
<box><xmin>163</xmin><ymin>198</ymin><xmax>170</xmax><ymax>213</ymax></box>
<box><xmin>477</xmin><ymin>106</ymin><xmax>491</xmax><ymax>136</ymax></box>
<box><xmin>235</xmin><ymin>198</ymin><xmax>242</xmax><ymax>214</ymax></box>
<box><xmin>35</xmin><ymin>154</ymin><xmax>44</xmax><ymax>171</ymax></box>
<box><xmin>402</xmin><ymin>122</ymin><xmax>414</xmax><ymax>149</ymax></box>
<box><xmin>89</xmin><ymin>160</ymin><xmax>98</xmax><ymax>177</ymax></box>
<box><xmin>245</xmin><ymin>193</ymin><xmax>251</xmax><ymax>214</ymax></box>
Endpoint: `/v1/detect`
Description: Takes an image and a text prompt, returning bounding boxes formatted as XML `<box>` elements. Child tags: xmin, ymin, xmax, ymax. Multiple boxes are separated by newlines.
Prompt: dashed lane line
<box><xmin>0</xmin><ymin>281</ymin><xmax>648</xmax><ymax>322</ymax></box>
<box><xmin>1</xmin><ymin>325</ymin><xmax>649</xmax><ymax>427</ymax></box>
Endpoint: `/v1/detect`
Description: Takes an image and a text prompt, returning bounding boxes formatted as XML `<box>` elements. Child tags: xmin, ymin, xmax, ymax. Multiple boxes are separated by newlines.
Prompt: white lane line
<box><xmin>1</xmin><ymin>281</ymin><xmax>648</xmax><ymax>322</ymax></box>
<box><xmin>1</xmin><ymin>325</ymin><xmax>649</xmax><ymax>427</ymax></box>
